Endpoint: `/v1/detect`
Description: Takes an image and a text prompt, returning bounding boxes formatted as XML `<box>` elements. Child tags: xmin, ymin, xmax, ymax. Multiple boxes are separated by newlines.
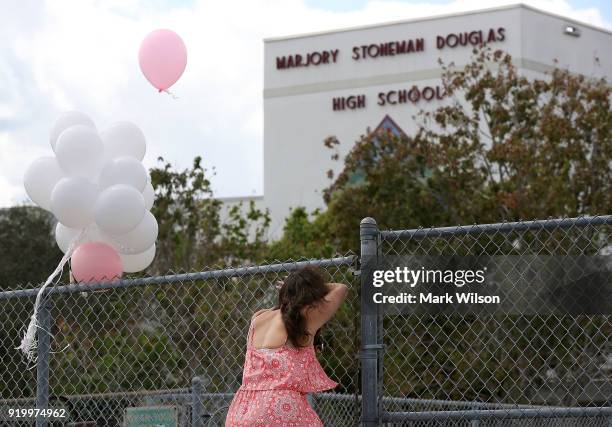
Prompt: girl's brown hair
<box><xmin>274</xmin><ymin>265</ymin><xmax>328</xmax><ymax>347</ymax></box>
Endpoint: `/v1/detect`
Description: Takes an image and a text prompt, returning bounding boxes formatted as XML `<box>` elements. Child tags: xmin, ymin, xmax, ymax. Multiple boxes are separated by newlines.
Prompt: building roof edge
<box><xmin>263</xmin><ymin>3</ymin><xmax>612</xmax><ymax>43</ymax></box>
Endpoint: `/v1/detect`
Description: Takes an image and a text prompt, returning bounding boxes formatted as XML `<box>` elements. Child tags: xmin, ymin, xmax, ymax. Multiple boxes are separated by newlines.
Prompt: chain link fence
<box><xmin>0</xmin><ymin>256</ymin><xmax>360</xmax><ymax>426</ymax></box>
<box><xmin>1</xmin><ymin>215</ymin><xmax>611</xmax><ymax>426</ymax></box>
<box><xmin>366</xmin><ymin>216</ymin><xmax>612</xmax><ymax>426</ymax></box>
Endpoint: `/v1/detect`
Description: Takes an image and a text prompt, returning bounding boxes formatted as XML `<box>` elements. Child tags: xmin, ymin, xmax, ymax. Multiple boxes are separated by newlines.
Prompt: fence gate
<box><xmin>360</xmin><ymin>216</ymin><xmax>612</xmax><ymax>426</ymax></box>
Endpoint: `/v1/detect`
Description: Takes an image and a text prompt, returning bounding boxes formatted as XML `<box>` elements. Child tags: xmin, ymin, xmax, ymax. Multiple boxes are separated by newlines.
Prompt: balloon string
<box><xmin>161</xmin><ymin>89</ymin><xmax>179</xmax><ymax>99</ymax></box>
<box><xmin>16</xmin><ymin>227</ymin><xmax>87</xmax><ymax>365</ymax></box>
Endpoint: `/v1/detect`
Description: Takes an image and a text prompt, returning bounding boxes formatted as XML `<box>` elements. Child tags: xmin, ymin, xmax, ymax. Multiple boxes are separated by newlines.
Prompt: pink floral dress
<box><xmin>225</xmin><ymin>311</ymin><xmax>338</xmax><ymax>426</ymax></box>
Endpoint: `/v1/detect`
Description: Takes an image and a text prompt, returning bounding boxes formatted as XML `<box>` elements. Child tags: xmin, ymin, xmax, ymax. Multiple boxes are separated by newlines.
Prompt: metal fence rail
<box><xmin>360</xmin><ymin>215</ymin><xmax>612</xmax><ymax>426</ymax></box>
<box><xmin>0</xmin><ymin>255</ymin><xmax>359</xmax><ymax>426</ymax></box>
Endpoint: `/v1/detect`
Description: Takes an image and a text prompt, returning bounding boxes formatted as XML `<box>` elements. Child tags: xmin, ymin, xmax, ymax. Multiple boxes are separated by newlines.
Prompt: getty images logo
<box><xmin>372</xmin><ymin>266</ymin><xmax>487</xmax><ymax>288</ymax></box>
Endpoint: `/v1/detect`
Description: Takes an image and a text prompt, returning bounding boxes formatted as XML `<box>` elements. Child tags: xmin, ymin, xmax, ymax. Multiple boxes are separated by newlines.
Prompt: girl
<box><xmin>225</xmin><ymin>265</ymin><xmax>349</xmax><ymax>426</ymax></box>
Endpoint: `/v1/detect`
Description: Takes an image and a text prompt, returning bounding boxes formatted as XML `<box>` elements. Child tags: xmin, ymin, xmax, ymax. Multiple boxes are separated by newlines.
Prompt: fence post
<box><xmin>191</xmin><ymin>376</ymin><xmax>203</xmax><ymax>427</ymax></box>
<box><xmin>360</xmin><ymin>217</ymin><xmax>380</xmax><ymax>426</ymax></box>
<box><xmin>36</xmin><ymin>296</ymin><xmax>52</xmax><ymax>427</ymax></box>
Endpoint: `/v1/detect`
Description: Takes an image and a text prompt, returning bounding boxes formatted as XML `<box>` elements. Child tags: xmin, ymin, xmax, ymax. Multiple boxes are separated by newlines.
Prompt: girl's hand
<box><xmin>275</xmin><ymin>275</ymin><xmax>289</xmax><ymax>290</ymax></box>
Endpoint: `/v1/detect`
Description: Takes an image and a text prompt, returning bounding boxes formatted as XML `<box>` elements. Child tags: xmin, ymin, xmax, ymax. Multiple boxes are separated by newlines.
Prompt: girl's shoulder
<box><xmin>252</xmin><ymin>307</ymin><xmax>275</xmax><ymax>319</ymax></box>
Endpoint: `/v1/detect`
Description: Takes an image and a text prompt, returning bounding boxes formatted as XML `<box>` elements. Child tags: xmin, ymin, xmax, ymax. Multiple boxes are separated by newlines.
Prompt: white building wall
<box><xmin>261</xmin><ymin>4</ymin><xmax>611</xmax><ymax>238</ymax></box>
<box><xmin>520</xmin><ymin>7</ymin><xmax>612</xmax><ymax>78</ymax></box>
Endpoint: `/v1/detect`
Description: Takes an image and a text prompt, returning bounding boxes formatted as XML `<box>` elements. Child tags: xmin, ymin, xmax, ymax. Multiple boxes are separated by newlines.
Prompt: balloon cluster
<box><xmin>24</xmin><ymin>111</ymin><xmax>158</xmax><ymax>282</ymax></box>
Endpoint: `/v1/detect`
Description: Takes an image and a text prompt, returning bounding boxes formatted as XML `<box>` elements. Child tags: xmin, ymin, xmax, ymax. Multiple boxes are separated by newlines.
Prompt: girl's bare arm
<box><xmin>306</xmin><ymin>282</ymin><xmax>348</xmax><ymax>331</ymax></box>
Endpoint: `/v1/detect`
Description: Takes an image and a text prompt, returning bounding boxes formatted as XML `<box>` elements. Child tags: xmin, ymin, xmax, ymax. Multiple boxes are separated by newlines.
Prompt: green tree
<box><xmin>308</xmin><ymin>46</ymin><xmax>611</xmax><ymax>251</ymax></box>
<box><xmin>266</xmin><ymin>207</ymin><xmax>338</xmax><ymax>260</ymax></box>
<box><xmin>0</xmin><ymin>206</ymin><xmax>62</xmax><ymax>289</ymax></box>
<box><xmin>149</xmin><ymin>156</ymin><xmax>270</xmax><ymax>273</ymax></box>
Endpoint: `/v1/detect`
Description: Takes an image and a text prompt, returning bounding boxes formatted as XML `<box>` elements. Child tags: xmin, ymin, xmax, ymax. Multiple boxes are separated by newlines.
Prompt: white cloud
<box><xmin>0</xmin><ymin>176</ymin><xmax>24</xmax><ymax>207</ymax></box>
<box><xmin>0</xmin><ymin>0</ymin><xmax>608</xmax><ymax>207</ymax></box>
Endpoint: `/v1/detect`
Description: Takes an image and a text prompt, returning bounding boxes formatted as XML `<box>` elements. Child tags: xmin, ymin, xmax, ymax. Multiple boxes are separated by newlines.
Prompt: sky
<box><xmin>0</xmin><ymin>0</ymin><xmax>610</xmax><ymax>207</ymax></box>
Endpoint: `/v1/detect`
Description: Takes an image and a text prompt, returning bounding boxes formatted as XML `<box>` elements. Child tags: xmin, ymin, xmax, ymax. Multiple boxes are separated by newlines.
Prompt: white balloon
<box><xmin>55</xmin><ymin>223</ymin><xmax>81</xmax><ymax>253</ymax></box>
<box><xmin>98</xmin><ymin>156</ymin><xmax>148</xmax><ymax>192</ymax></box>
<box><xmin>23</xmin><ymin>157</ymin><xmax>64</xmax><ymax>211</ymax></box>
<box><xmin>55</xmin><ymin>223</ymin><xmax>119</xmax><ymax>253</ymax></box>
<box><xmin>101</xmin><ymin>121</ymin><xmax>146</xmax><ymax>161</ymax></box>
<box><xmin>120</xmin><ymin>244</ymin><xmax>156</xmax><ymax>273</ymax></box>
<box><xmin>113</xmin><ymin>211</ymin><xmax>158</xmax><ymax>254</ymax></box>
<box><xmin>50</xmin><ymin>177</ymin><xmax>98</xmax><ymax>229</ymax></box>
<box><xmin>94</xmin><ymin>184</ymin><xmax>145</xmax><ymax>235</ymax></box>
<box><xmin>50</xmin><ymin>111</ymin><xmax>96</xmax><ymax>151</ymax></box>
<box><xmin>142</xmin><ymin>181</ymin><xmax>155</xmax><ymax>210</ymax></box>
<box><xmin>55</xmin><ymin>125</ymin><xmax>104</xmax><ymax>181</ymax></box>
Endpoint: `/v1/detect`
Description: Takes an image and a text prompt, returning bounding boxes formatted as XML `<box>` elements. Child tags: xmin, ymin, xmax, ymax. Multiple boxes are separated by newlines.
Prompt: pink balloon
<box><xmin>139</xmin><ymin>29</ymin><xmax>187</xmax><ymax>91</ymax></box>
<box><xmin>71</xmin><ymin>242</ymin><xmax>123</xmax><ymax>283</ymax></box>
